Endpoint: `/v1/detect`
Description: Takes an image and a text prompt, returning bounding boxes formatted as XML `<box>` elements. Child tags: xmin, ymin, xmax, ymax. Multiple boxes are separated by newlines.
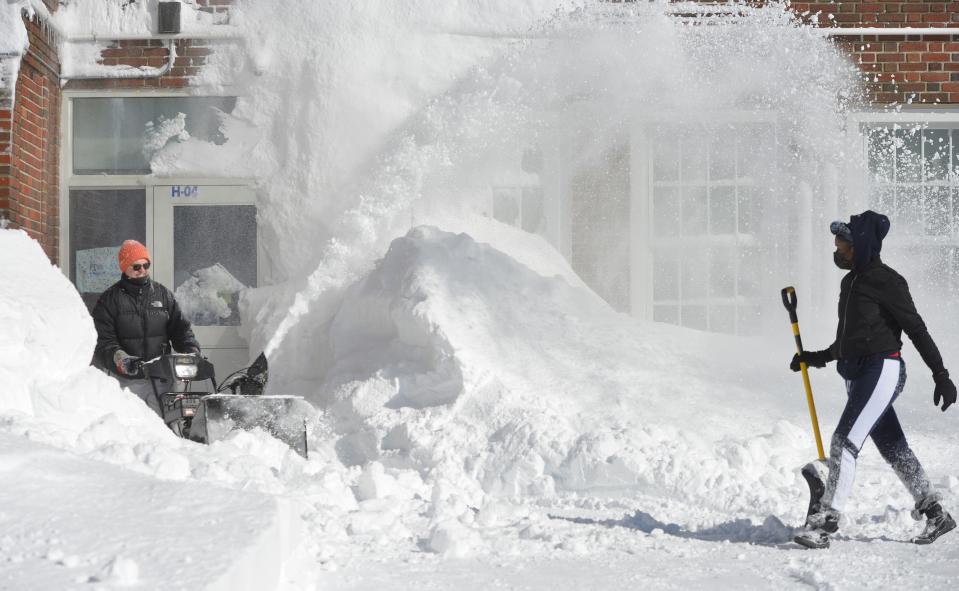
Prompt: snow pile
<box><xmin>0</xmin><ymin>230</ymin><xmax>170</xmax><ymax>448</ymax></box>
<box><xmin>309</xmin><ymin>225</ymin><xmax>815</xmax><ymax>524</ymax></box>
<box><xmin>175</xmin><ymin>262</ymin><xmax>248</xmax><ymax>325</ymax></box>
<box><xmin>0</xmin><ymin>230</ymin><xmax>348</xmax><ymax>496</ymax></box>
<box><xmin>141</xmin><ymin>112</ymin><xmax>189</xmax><ymax>163</ymax></box>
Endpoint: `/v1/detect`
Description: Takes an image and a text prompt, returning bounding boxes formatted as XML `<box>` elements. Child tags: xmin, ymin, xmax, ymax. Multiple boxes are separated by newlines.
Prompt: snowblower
<box><xmin>140</xmin><ymin>353</ymin><xmax>313</xmax><ymax>458</ymax></box>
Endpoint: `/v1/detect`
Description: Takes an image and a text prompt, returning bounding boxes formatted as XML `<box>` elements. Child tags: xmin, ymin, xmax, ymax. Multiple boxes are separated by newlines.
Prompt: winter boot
<box><xmin>794</xmin><ymin>509</ymin><xmax>839</xmax><ymax>550</ymax></box>
<box><xmin>911</xmin><ymin>496</ymin><xmax>956</xmax><ymax>545</ymax></box>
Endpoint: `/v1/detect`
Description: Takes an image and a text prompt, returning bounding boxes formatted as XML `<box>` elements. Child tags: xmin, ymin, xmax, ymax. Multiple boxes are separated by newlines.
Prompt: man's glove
<box><xmin>933</xmin><ymin>372</ymin><xmax>956</xmax><ymax>412</ymax></box>
<box><xmin>790</xmin><ymin>349</ymin><xmax>833</xmax><ymax>372</ymax></box>
<box><xmin>113</xmin><ymin>350</ymin><xmax>142</xmax><ymax>377</ymax></box>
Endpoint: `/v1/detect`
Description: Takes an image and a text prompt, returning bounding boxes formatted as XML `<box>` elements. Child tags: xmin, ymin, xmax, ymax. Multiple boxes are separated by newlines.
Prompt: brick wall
<box><xmin>63</xmin><ymin>38</ymin><xmax>217</xmax><ymax>91</ymax></box>
<box><xmin>0</xmin><ymin>9</ymin><xmax>61</xmax><ymax>262</ymax></box>
<box><xmin>0</xmin><ymin>0</ymin><xmax>236</xmax><ymax>266</ymax></box>
<box><xmin>787</xmin><ymin>2</ymin><xmax>959</xmax><ymax>105</ymax></box>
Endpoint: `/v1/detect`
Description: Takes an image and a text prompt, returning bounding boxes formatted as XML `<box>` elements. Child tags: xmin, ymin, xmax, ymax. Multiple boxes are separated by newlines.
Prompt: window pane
<box><xmin>953</xmin><ymin>130</ymin><xmax>959</xmax><ymax>176</ymax></box>
<box><xmin>173</xmin><ymin>205</ymin><xmax>257</xmax><ymax>326</ymax></box>
<box><xmin>870</xmin><ymin>186</ymin><xmax>895</xmax><ymax>214</ymax></box>
<box><xmin>709</xmin><ymin>186</ymin><xmax>736</xmax><ymax>234</ymax></box>
<box><xmin>738</xmin><ymin>187</ymin><xmax>760</xmax><ymax>235</ymax></box>
<box><xmin>682</xmin><ymin>185</ymin><xmax>707</xmax><ymax>236</ymax></box>
<box><xmin>681</xmin><ymin>255</ymin><xmax>707</xmax><ymax>299</ymax></box>
<box><xmin>653</xmin><ymin>304</ymin><xmax>679</xmax><ymax>325</ymax></box>
<box><xmin>867</xmin><ymin>126</ymin><xmax>895</xmax><ymax>184</ymax></box>
<box><xmin>709</xmin><ymin>131</ymin><xmax>737</xmax><ymax>181</ymax></box>
<box><xmin>653</xmin><ymin>253</ymin><xmax>679</xmax><ymax>300</ymax></box>
<box><xmin>521</xmin><ymin>187</ymin><xmax>545</xmax><ymax>233</ymax></box>
<box><xmin>895</xmin><ymin>186</ymin><xmax>923</xmax><ymax>233</ymax></box>
<box><xmin>709</xmin><ymin>250</ymin><xmax>735</xmax><ymax>298</ymax></box>
<box><xmin>73</xmin><ymin>96</ymin><xmax>237</xmax><ymax>175</ymax></box>
<box><xmin>653</xmin><ymin>186</ymin><xmax>680</xmax><ymax>238</ymax></box>
<box><xmin>653</xmin><ymin>139</ymin><xmax>679</xmax><ymax>182</ymax></box>
<box><xmin>681</xmin><ymin>305</ymin><xmax>707</xmax><ymax>330</ymax></box>
<box><xmin>925</xmin><ymin>187</ymin><xmax>951</xmax><ymax>236</ymax></box>
<box><xmin>738</xmin><ymin>247</ymin><xmax>761</xmax><ymax>297</ymax></box>
<box><xmin>895</xmin><ymin>128</ymin><xmax>922</xmax><ymax>183</ymax></box>
<box><xmin>69</xmin><ymin>189</ymin><xmax>146</xmax><ymax>311</ymax></box>
<box><xmin>493</xmin><ymin>188</ymin><xmax>520</xmax><ymax>226</ymax></box>
<box><xmin>923</xmin><ymin>129</ymin><xmax>950</xmax><ymax>181</ymax></box>
<box><xmin>681</xmin><ymin>140</ymin><xmax>707</xmax><ymax>183</ymax></box>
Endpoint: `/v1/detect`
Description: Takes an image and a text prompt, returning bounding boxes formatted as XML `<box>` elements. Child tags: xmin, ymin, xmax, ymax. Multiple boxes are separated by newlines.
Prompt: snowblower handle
<box><xmin>780</xmin><ymin>285</ymin><xmax>825</xmax><ymax>461</ymax></box>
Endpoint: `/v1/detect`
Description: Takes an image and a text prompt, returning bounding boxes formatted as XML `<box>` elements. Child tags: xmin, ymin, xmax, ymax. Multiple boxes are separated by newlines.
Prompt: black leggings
<box><xmin>822</xmin><ymin>353</ymin><xmax>933</xmax><ymax>512</ymax></box>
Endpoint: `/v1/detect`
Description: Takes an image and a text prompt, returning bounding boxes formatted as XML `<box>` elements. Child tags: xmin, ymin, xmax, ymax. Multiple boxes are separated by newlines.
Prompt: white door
<box><xmin>152</xmin><ymin>184</ymin><xmax>259</xmax><ymax>376</ymax></box>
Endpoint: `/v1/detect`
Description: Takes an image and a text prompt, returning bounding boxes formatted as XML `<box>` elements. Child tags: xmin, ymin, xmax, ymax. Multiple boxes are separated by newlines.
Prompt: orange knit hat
<box><xmin>118</xmin><ymin>239</ymin><xmax>151</xmax><ymax>272</ymax></box>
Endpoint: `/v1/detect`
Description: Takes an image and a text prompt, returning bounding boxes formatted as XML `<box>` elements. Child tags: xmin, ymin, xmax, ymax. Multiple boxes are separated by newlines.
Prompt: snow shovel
<box><xmin>781</xmin><ymin>286</ymin><xmax>828</xmax><ymax>521</ymax></box>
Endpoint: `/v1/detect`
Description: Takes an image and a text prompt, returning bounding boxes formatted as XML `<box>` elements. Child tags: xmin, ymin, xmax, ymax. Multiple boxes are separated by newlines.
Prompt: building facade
<box><xmin>2</xmin><ymin>0</ymin><xmax>959</xmax><ymax>347</ymax></box>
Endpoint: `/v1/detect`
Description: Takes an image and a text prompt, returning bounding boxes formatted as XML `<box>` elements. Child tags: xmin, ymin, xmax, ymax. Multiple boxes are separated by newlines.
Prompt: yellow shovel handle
<box><xmin>792</xmin><ymin>322</ymin><xmax>826</xmax><ymax>461</ymax></box>
<box><xmin>782</xmin><ymin>286</ymin><xmax>826</xmax><ymax>461</ymax></box>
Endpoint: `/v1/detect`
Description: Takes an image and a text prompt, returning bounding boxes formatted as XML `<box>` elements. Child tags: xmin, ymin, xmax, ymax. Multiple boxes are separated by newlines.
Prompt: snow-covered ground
<box><xmin>3</xmin><ymin>223</ymin><xmax>958</xmax><ymax>590</ymax></box>
<box><xmin>3</xmin><ymin>1</ymin><xmax>959</xmax><ymax>589</ymax></box>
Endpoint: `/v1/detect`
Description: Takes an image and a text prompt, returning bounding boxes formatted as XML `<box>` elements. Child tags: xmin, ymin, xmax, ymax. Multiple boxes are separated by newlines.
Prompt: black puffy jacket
<box><xmin>827</xmin><ymin>210</ymin><xmax>945</xmax><ymax>376</ymax></box>
<box><xmin>829</xmin><ymin>259</ymin><xmax>943</xmax><ymax>373</ymax></box>
<box><xmin>92</xmin><ymin>276</ymin><xmax>199</xmax><ymax>370</ymax></box>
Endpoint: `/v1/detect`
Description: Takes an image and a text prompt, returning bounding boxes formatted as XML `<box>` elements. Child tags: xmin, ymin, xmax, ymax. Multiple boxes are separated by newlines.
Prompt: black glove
<box><xmin>113</xmin><ymin>350</ymin><xmax>142</xmax><ymax>377</ymax></box>
<box><xmin>790</xmin><ymin>349</ymin><xmax>833</xmax><ymax>372</ymax></box>
<box><xmin>933</xmin><ymin>372</ymin><xmax>956</xmax><ymax>412</ymax></box>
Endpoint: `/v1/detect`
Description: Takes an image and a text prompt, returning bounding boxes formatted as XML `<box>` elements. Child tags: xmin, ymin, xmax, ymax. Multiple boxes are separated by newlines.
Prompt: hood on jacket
<box><xmin>846</xmin><ymin>210</ymin><xmax>890</xmax><ymax>271</ymax></box>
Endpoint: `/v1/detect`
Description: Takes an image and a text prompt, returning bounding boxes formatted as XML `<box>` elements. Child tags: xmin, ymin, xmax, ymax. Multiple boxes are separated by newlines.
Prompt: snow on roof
<box><xmin>0</xmin><ymin>1</ymin><xmax>30</xmax><ymax>100</ymax></box>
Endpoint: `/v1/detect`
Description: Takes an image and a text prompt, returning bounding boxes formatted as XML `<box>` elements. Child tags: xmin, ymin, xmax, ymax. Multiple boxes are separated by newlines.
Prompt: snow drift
<box><xmin>0</xmin><ymin>229</ymin><xmax>170</xmax><ymax>448</ymax></box>
<box><xmin>308</xmin><ymin>225</ymin><xmax>816</xmax><ymax>523</ymax></box>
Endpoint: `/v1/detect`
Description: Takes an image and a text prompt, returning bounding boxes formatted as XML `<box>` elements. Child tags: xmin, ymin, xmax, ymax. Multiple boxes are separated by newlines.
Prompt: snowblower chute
<box><xmin>141</xmin><ymin>353</ymin><xmax>312</xmax><ymax>457</ymax></box>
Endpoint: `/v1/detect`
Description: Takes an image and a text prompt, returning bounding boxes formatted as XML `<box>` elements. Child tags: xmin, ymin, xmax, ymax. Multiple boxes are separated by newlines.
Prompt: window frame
<box><xmin>848</xmin><ymin>109</ymin><xmax>959</xmax><ymax>248</ymax></box>
<box><xmin>632</xmin><ymin>111</ymin><xmax>778</xmax><ymax>334</ymax></box>
<box><xmin>59</xmin><ymin>90</ymin><xmax>256</xmax><ymax>282</ymax></box>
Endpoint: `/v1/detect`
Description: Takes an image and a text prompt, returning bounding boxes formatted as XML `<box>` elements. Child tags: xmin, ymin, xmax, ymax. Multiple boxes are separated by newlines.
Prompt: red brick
<box><xmin>876</xmin><ymin>53</ymin><xmax>906</xmax><ymax>62</ymax></box>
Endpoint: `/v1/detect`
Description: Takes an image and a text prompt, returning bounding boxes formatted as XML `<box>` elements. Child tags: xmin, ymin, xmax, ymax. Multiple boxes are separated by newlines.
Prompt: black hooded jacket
<box><xmin>92</xmin><ymin>276</ymin><xmax>199</xmax><ymax>370</ymax></box>
<box><xmin>828</xmin><ymin>211</ymin><xmax>946</xmax><ymax>377</ymax></box>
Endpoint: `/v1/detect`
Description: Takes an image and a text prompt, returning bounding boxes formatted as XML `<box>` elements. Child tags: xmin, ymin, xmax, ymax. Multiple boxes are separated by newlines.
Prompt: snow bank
<box><xmin>0</xmin><ymin>229</ymin><xmax>350</xmax><ymax>586</ymax></box>
<box><xmin>0</xmin><ymin>433</ymin><xmax>305</xmax><ymax>591</ymax></box>
<box><xmin>298</xmin><ymin>225</ymin><xmax>816</xmax><ymax>528</ymax></box>
<box><xmin>0</xmin><ymin>229</ymin><xmax>169</xmax><ymax>448</ymax></box>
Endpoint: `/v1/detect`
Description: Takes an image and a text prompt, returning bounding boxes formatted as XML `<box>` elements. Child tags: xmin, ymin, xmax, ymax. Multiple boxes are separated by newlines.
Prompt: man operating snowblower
<box><xmin>92</xmin><ymin>239</ymin><xmax>201</xmax><ymax>416</ymax></box>
<box><xmin>790</xmin><ymin>210</ymin><xmax>957</xmax><ymax>549</ymax></box>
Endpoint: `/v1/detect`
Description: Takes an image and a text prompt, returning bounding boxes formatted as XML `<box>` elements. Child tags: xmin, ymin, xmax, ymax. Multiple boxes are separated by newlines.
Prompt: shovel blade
<box><xmin>193</xmin><ymin>394</ymin><xmax>313</xmax><ymax>458</ymax></box>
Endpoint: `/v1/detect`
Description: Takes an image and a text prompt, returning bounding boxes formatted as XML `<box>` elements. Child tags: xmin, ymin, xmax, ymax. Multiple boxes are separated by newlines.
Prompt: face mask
<box><xmin>833</xmin><ymin>250</ymin><xmax>853</xmax><ymax>270</ymax></box>
<box><xmin>126</xmin><ymin>275</ymin><xmax>149</xmax><ymax>286</ymax></box>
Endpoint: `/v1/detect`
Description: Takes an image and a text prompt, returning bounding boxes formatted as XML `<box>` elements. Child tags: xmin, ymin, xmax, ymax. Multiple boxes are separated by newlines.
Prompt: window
<box><xmin>649</xmin><ymin>123</ymin><xmax>772</xmax><ymax>334</ymax></box>
<box><xmin>69</xmin><ymin>188</ymin><xmax>146</xmax><ymax>311</ymax></box>
<box><xmin>863</xmin><ymin>121</ymin><xmax>959</xmax><ymax>297</ymax></box>
<box><xmin>492</xmin><ymin>186</ymin><xmax>546</xmax><ymax>234</ymax></box>
<box><xmin>72</xmin><ymin>96</ymin><xmax>236</xmax><ymax>174</ymax></box>
<box><xmin>172</xmin><ymin>204</ymin><xmax>257</xmax><ymax>327</ymax></box>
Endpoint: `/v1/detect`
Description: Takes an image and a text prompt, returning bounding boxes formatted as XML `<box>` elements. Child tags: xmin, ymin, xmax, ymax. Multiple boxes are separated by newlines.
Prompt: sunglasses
<box><xmin>131</xmin><ymin>262</ymin><xmax>151</xmax><ymax>271</ymax></box>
